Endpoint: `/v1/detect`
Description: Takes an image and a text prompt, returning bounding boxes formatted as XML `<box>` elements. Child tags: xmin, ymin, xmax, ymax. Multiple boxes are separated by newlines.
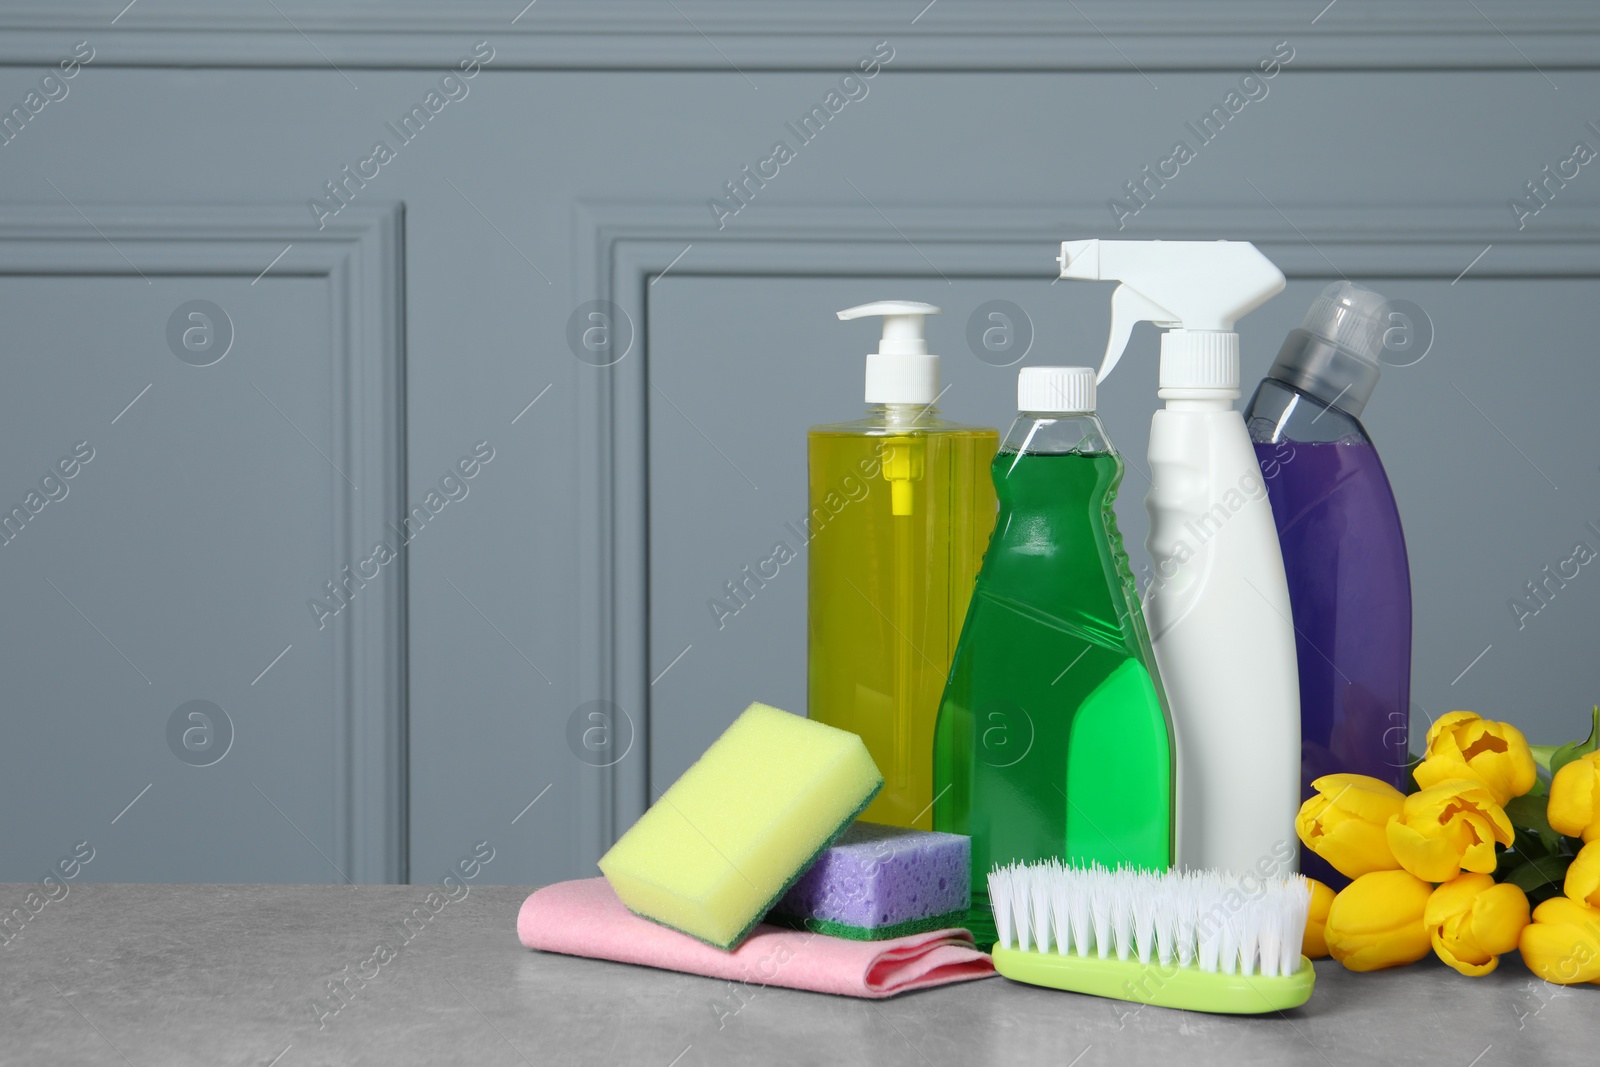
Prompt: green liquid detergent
<box><xmin>934</xmin><ymin>370</ymin><xmax>1172</xmax><ymax>946</ymax></box>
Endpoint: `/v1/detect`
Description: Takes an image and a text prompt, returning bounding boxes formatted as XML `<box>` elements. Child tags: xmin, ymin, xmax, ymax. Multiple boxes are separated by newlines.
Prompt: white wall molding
<box><xmin>0</xmin><ymin>202</ymin><xmax>409</xmax><ymax>882</ymax></box>
<box><xmin>4</xmin><ymin>1</ymin><xmax>1600</xmax><ymax>72</ymax></box>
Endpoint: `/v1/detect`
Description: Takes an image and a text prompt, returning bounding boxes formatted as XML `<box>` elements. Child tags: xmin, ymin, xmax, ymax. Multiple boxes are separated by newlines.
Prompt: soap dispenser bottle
<box><xmin>1244</xmin><ymin>282</ymin><xmax>1412</xmax><ymax>888</ymax></box>
<box><xmin>808</xmin><ymin>301</ymin><xmax>998</xmax><ymax>830</ymax></box>
<box><xmin>934</xmin><ymin>366</ymin><xmax>1172</xmax><ymax>945</ymax></box>
<box><xmin>1057</xmin><ymin>239</ymin><xmax>1300</xmax><ymax>878</ymax></box>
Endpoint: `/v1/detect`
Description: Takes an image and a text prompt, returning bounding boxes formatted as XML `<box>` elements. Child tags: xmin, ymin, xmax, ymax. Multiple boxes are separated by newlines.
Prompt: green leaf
<box><xmin>1502</xmin><ymin>854</ymin><xmax>1572</xmax><ymax>893</ymax></box>
<box><xmin>1530</xmin><ymin>744</ymin><xmax>1561</xmax><ymax>774</ymax></box>
<box><xmin>1511</xmin><ymin>828</ymin><xmax>1551</xmax><ymax>860</ymax></box>
<box><xmin>1506</xmin><ymin>793</ymin><xmax>1568</xmax><ymax>855</ymax></box>
<box><xmin>1549</xmin><ymin>705</ymin><xmax>1600</xmax><ymax>777</ymax></box>
<box><xmin>1505</xmin><ymin>793</ymin><xmax>1557</xmax><ymax>837</ymax></box>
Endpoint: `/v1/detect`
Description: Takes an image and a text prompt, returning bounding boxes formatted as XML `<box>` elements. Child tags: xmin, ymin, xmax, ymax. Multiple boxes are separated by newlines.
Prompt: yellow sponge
<box><xmin>598</xmin><ymin>702</ymin><xmax>882</xmax><ymax>949</ymax></box>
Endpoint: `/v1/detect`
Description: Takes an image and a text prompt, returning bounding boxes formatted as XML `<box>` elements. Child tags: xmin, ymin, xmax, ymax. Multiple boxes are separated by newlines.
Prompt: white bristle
<box><xmin>1049</xmin><ymin>868</ymin><xmax>1073</xmax><ymax>956</ymax></box>
<box><xmin>1238</xmin><ymin>902</ymin><xmax>1261</xmax><ymax>977</ymax></box>
<box><xmin>1257</xmin><ymin>900</ymin><xmax>1283</xmax><ymax>979</ymax></box>
<box><xmin>1110</xmin><ymin>888</ymin><xmax>1133</xmax><ymax>961</ymax></box>
<box><xmin>1030</xmin><ymin>872</ymin><xmax>1053</xmax><ymax>953</ymax></box>
<box><xmin>1218</xmin><ymin>911</ymin><xmax>1240</xmax><ymax>975</ymax></box>
<box><xmin>1281</xmin><ymin>876</ymin><xmax>1310</xmax><ymax>977</ymax></box>
<box><xmin>1198</xmin><ymin>907</ymin><xmax>1222</xmax><ymax>973</ymax></box>
<box><xmin>1013</xmin><ymin>869</ymin><xmax>1035</xmax><ymax>950</ymax></box>
<box><xmin>1174</xmin><ymin>886</ymin><xmax>1197</xmax><ymax>968</ymax></box>
<box><xmin>1132</xmin><ymin>880</ymin><xmax>1156</xmax><ymax>965</ymax></box>
<box><xmin>1091</xmin><ymin>876</ymin><xmax>1113</xmax><ymax>959</ymax></box>
<box><xmin>986</xmin><ymin>862</ymin><xmax>1312</xmax><ymax>978</ymax></box>
<box><xmin>1068</xmin><ymin>880</ymin><xmax>1093</xmax><ymax>956</ymax></box>
<box><xmin>989</xmin><ymin>867</ymin><xmax>1014</xmax><ymax>950</ymax></box>
<box><xmin>1153</xmin><ymin>884</ymin><xmax>1177</xmax><ymax>967</ymax></box>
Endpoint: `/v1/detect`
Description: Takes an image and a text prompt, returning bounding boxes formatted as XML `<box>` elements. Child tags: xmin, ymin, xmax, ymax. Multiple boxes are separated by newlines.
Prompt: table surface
<box><xmin>0</xmin><ymin>882</ymin><xmax>1589</xmax><ymax>1066</ymax></box>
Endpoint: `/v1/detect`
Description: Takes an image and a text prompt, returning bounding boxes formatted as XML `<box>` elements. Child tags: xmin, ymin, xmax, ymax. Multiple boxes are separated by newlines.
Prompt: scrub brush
<box><xmin>988</xmin><ymin>861</ymin><xmax>1315</xmax><ymax>1014</ymax></box>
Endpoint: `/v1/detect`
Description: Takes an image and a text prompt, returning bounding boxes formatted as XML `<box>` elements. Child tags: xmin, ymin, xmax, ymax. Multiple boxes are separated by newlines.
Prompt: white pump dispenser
<box><xmin>837</xmin><ymin>301</ymin><xmax>941</xmax><ymax>405</ymax></box>
<box><xmin>1058</xmin><ymin>238</ymin><xmax>1300</xmax><ymax>878</ymax></box>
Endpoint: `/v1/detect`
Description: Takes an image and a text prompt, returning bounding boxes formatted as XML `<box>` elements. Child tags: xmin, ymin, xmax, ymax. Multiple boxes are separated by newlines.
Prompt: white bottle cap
<box><xmin>1159</xmin><ymin>330</ymin><xmax>1241</xmax><ymax>397</ymax></box>
<box><xmin>837</xmin><ymin>301</ymin><xmax>941</xmax><ymax>405</ymax></box>
<box><xmin>1018</xmin><ymin>366</ymin><xmax>1096</xmax><ymax>414</ymax></box>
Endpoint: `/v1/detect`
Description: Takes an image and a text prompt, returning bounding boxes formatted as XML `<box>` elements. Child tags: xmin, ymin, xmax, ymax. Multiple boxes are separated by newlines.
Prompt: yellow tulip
<box><xmin>1413</xmin><ymin>711</ymin><xmax>1537</xmax><ymax>806</ymax></box>
<box><xmin>1423</xmin><ymin>873</ymin><xmax>1530</xmax><ymax>976</ymax></box>
<box><xmin>1295</xmin><ymin>774</ymin><xmax>1405</xmax><ymax>879</ymax></box>
<box><xmin>1302</xmin><ymin>878</ymin><xmax>1335</xmax><ymax>960</ymax></box>
<box><xmin>1384</xmin><ymin>778</ymin><xmax>1514</xmax><ymax>882</ymax></box>
<box><xmin>1565</xmin><ymin>840</ymin><xmax>1600</xmax><ymax>908</ymax></box>
<box><xmin>1324</xmin><ymin>870</ymin><xmax>1434</xmax><ymax>972</ymax></box>
<box><xmin>1518</xmin><ymin>896</ymin><xmax>1600</xmax><ymax>984</ymax></box>
<box><xmin>1548</xmin><ymin>752</ymin><xmax>1600</xmax><ymax>844</ymax></box>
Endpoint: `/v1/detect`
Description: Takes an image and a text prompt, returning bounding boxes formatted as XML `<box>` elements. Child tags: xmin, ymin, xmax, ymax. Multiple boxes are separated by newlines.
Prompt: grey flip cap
<box><xmin>1267</xmin><ymin>281</ymin><xmax>1388</xmax><ymax>417</ymax></box>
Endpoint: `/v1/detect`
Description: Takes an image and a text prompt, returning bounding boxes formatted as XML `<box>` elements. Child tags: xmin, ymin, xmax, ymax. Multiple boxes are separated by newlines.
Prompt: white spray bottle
<box><xmin>1058</xmin><ymin>239</ymin><xmax>1299</xmax><ymax>877</ymax></box>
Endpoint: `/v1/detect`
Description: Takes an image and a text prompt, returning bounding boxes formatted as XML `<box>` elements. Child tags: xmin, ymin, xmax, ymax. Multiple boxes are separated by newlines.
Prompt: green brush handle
<box><xmin>991</xmin><ymin>946</ymin><xmax>1316</xmax><ymax>1015</ymax></box>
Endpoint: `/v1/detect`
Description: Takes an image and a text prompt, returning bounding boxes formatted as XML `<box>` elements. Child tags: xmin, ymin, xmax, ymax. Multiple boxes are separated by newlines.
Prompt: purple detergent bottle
<box><xmin>1244</xmin><ymin>283</ymin><xmax>1412</xmax><ymax>889</ymax></box>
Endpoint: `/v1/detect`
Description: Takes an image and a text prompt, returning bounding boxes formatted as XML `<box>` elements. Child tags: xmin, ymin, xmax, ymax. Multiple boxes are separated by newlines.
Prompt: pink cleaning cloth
<box><xmin>517</xmin><ymin>878</ymin><xmax>995</xmax><ymax>999</ymax></box>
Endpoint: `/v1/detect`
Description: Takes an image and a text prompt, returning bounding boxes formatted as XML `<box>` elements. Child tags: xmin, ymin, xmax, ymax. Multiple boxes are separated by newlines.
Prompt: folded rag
<box><xmin>518</xmin><ymin>878</ymin><xmax>994</xmax><ymax>999</ymax></box>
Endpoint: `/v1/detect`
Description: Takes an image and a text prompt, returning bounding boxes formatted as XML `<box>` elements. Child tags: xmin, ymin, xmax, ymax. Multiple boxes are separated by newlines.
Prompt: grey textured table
<box><xmin>0</xmin><ymin>884</ymin><xmax>1587</xmax><ymax>1066</ymax></box>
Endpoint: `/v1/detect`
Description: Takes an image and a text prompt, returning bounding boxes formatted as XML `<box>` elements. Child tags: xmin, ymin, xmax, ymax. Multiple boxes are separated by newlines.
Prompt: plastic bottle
<box><xmin>1057</xmin><ymin>239</ymin><xmax>1299</xmax><ymax>878</ymax></box>
<box><xmin>934</xmin><ymin>367</ymin><xmax>1172</xmax><ymax>945</ymax></box>
<box><xmin>808</xmin><ymin>302</ymin><xmax>999</xmax><ymax>830</ymax></box>
<box><xmin>1244</xmin><ymin>282</ymin><xmax>1412</xmax><ymax>888</ymax></box>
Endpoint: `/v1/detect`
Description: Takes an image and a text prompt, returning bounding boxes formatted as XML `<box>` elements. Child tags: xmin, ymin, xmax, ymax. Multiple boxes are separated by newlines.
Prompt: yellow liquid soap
<box><xmin>807</xmin><ymin>412</ymin><xmax>998</xmax><ymax>829</ymax></box>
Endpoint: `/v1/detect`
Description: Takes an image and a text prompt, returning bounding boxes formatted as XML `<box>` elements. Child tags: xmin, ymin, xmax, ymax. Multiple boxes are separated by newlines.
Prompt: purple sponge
<box><xmin>766</xmin><ymin>822</ymin><xmax>970</xmax><ymax>940</ymax></box>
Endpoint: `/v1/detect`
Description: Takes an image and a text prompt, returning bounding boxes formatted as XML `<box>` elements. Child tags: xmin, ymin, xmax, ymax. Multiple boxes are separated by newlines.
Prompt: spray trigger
<box><xmin>1101</xmin><ymin>286</ymin><xmax>1178</xmax><ymax>383</ymax></box>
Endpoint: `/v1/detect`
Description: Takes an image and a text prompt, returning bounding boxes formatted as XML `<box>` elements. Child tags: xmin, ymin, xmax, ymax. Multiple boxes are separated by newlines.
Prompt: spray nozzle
<box><xmin>837</xmin><ymin>300</ymin><xmax>942</xmax><ymax>406</ymax></box>
<box><xmin>1057</xmin><ymin>239</ymin><xmax>1286</xmax><ymax>393</ymax></box>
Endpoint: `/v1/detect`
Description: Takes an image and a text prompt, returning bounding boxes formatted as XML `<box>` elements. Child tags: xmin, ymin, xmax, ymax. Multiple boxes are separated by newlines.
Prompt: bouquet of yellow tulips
<box><xmin>1295</xmin><ymin>706</ymin><xmax>1600</xmax><ymax>983</ymax></box>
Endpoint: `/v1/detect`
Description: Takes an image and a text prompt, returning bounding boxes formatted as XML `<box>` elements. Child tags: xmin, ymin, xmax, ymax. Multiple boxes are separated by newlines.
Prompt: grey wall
<box><xmin>0</xmin><ymin>1</ymin><xmax>1597</xmax><ymax>886</ymax></box>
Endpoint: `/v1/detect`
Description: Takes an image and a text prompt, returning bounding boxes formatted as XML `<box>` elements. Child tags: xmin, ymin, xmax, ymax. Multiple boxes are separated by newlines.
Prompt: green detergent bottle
<box><xmin>934</xmin><ymin>366</ymin><xmax>1172</xmax><ymax>946</ymax></box>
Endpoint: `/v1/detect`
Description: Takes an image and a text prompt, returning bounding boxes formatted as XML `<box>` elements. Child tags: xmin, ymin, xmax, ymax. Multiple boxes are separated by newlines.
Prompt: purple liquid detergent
<box><xmin>1256</xmin><ymin>441</ymin><xmax>1411</xmax><ymax>787</ymax></box>
<box><xmin>1246</xmin><ymin>283</ymin><xmax>1414</xmax><ymax>889</ymax></box>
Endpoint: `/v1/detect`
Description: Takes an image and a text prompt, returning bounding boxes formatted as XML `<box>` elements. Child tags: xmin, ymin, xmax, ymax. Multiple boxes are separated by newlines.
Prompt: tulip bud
<box><xmin>1384</xmin><ymin>778</ymin><xmax>1514</xmax><ymax>883</ymax></box>
<box><xmin>1295</xmin><ymin>774</ymin><xmax>1405</xmax><ymax>880</ymax></box>
<box><xmin>1413</xmin><ymin>711</ymin><xmax>1537</xmax><ymax>806</ymax></box>
<box><xmin>1564</xmin><ymin>840</ymin><xmax>1600</xmax><ymax>909</ymax></box>
<box><xmin>1548</xmin><ymin>752</ymin><xmax>1600</xmax><ymax>844</ymax></box>
<box><xmin>1518</xmin><ymin>896</ymin><xmax>1600</xmax><ymax>985</ymax></box>
<box><xmin>1423</xmin><ymin>873</ymin><xmax>1530</xmax><ymax>976</ymax></box>
<box><xmin>1302</xmin><ymin>878</ymin><xmax>1335</xmax><ymax>960</ymax></box>
<box><xmin>1324</xmin><ymin>870</ymin><xmax>1434</xmax><ymax>972</ymax></box>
